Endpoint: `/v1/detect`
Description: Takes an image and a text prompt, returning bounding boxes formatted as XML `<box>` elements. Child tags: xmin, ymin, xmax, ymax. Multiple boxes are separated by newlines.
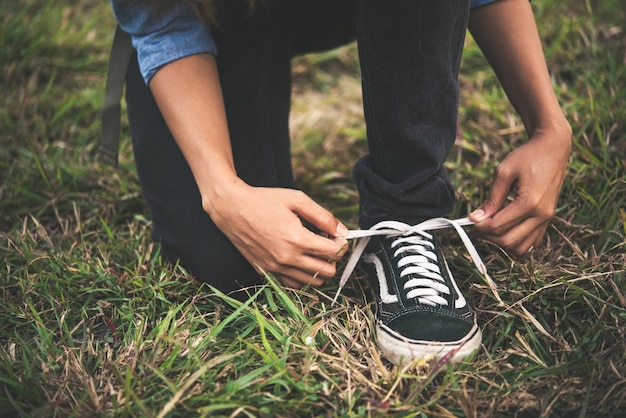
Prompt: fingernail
<box><xmin>470</xmin><ymin>208</ymin><xmax>485</xmax><ymax>220</ymax></box>
<box><xmin>336</xmin><ymin>222</ymin><xmax>348</xmax><ymax>237</ymax></box>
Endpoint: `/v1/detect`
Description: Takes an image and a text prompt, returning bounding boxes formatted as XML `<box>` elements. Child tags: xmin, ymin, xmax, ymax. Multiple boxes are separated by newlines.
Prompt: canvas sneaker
<box><xmin>358</xmin><ymin>220</ymin><xmax>481</xmax><ymax>365</ymax></box>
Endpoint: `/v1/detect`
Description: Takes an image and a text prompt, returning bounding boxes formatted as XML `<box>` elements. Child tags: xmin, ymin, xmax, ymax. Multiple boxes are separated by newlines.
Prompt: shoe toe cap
<box><xmin>385</xmin><ymin>309</ymin><xmax>474</xmax><ymax>342</ymax></box>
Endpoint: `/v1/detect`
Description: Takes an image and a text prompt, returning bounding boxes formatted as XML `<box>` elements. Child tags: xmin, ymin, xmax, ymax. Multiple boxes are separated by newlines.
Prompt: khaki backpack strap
<box><xmin>100</xmin><ymin>25</ymin><xmax>133</xmax><ymax>165</ymax></box>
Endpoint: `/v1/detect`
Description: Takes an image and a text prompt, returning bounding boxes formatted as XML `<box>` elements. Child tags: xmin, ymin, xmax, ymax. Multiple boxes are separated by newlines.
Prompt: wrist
<box><xmin>526</xmin><ymin>119</ymin><xmax>572</xmax><ymax>165</ymax></box>
<box><xmin>200</xmin><ymin>174</ymin><xmax>248</xmax><ymax>220</ymax></box>
<box><xmin>527</xmin><ymin>115</ymin><xmax>572</xmax><ymax>146</ymax></box>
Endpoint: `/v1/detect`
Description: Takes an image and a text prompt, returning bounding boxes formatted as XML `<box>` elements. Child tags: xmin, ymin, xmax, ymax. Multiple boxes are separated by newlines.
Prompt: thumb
<box><xmin>293</xmin><ymin>193</ymin><xmax>348</xmax><ymax>238</ymax></box>
<box><xmin>470</xmin><ymin>167</ymin><xmax>514</xmax><ymax>223</ymax></box>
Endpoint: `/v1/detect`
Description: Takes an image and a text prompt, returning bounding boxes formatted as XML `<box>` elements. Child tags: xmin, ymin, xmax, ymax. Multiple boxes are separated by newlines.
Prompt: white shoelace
<box><xmin>332</xmin><ymin>217</ymin><xmax>501</xmax><ymax>305</ymax></box>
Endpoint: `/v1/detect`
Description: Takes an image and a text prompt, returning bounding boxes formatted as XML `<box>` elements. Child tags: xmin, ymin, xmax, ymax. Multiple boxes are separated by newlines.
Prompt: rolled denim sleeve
<box><xmin>470</xmin><ymin>0</ymin><xmax>500</xmax><ymax>8</ymax></box>
<box><xmin>110</xmin><ymin>0</ymin><xmax>217</xmax><ymax>84</ymax></box>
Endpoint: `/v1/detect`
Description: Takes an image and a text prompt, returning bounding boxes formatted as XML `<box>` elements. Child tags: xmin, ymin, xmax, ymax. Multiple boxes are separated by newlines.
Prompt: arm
<box><xmin>111</xmin><ymin>0</ymin><xmax>348</xmax><ymax>287</ymax></box>
<box><xmin>467</xmin><ymin>0</ymin><xmax>572</xmax><ymax>254</ymax></box>
<box><xmin>150</xmin><ymin>54</ymin><xmax>348</xmax><ymax>288</ymax></box>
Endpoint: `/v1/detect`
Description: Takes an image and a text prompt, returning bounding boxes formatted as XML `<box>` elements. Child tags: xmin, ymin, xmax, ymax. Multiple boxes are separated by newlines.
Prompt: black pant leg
<box><xmin>125</xmin><ymin>0</ymin><xmax>358</xmax><ymax>294</ymax></box>
<box><xmin>353</xmin><ymin>0</ymin><xmax>471</xmax><ymax>228</ymax></box>
<box><xmin>125</xmin><ymin>52</ymin><xmax>263</xmax><ymax>296</ymax></box>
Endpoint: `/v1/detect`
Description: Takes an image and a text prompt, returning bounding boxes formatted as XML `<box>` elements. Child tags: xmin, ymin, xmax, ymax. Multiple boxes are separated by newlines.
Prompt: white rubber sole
<box><xmin>376</xmin><ymin>322</ymin><xmax>482</xmax><ymax>366</ymax></box>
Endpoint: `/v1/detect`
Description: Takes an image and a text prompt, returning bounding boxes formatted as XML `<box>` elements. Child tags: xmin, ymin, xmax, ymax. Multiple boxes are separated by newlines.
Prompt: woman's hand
<box><xmin>205</xmin><ymin>179</ymin><xmax>349</xmax><ymax>288</ymax></box>
<box><xmin>149</xmin><ymin>54</ymin><xmax>348</xmax><ymax>288</ymax></box>
<box><xmin>468</xmin><ymin>0</ymin><xmax>572</xmax><ymax>255</ymax></box>
<box><xmin>470</xmin><ymin>126</ymin><xmax>571</xmax><ymax>254</ymax></box>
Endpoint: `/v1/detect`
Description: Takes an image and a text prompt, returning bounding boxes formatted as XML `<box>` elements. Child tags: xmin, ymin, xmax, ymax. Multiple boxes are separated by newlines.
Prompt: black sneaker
<box><xmin>360</xmin><ymin>220</ymin><xmax>481</xmax><ymax>365</ymax></box>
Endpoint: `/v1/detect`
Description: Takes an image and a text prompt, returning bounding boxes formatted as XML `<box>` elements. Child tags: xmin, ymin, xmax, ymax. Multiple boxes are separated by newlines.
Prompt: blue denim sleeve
<box><xmin>470</xmin><ymin>0</ymin><xmax>500</xmax><ymax>8</ymax></box>
<box><xmin>110</xmin><ymin>0</ymin><xmax>217</xmax><ymax>84</ymax></box>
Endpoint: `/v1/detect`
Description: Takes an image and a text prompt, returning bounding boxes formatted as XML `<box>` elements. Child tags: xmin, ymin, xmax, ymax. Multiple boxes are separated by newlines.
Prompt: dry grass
<box><xmin>1</xmin><ymin>0</ymin><xmax>625</xmax><ymax>416</ymax></box>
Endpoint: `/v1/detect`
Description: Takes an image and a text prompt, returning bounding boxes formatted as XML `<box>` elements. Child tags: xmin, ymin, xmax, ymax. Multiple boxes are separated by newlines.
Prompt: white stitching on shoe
<box><xmin>331</xmin><ymin>217</ymin><xmax>502</xmax><ymax>305</ymax></box>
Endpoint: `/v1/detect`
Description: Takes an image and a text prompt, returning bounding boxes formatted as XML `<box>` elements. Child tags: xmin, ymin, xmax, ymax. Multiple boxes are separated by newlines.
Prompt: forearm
<box><xmin>148</xmin><ymin>53</ymin><xmax>348</xmax><ymax>285</ymax></box>
<box><xmin>468</xmin><ymin>0</ymin><xmax>571</xmax><ymax>138</ymax></box>
<box><xmin>467</xmin><ymin>1</ymin><xmax>572</xmax><ymax>253</ymax></box>
<box><xmin>149</xmin><ymin>53</ymin><xmax>242</xmax><ymax>215</ymax></box>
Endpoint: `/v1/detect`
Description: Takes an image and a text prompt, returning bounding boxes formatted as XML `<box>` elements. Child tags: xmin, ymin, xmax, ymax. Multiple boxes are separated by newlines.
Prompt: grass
<box><xmin>1</xmin><ymin>0</ymin><xmax>625</xmax><ymax>416</ymax></box>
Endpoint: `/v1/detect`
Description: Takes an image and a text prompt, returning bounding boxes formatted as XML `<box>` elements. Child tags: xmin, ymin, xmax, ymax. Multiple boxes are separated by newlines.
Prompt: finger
<box><xmin>297</xmin><ymin>256</ymin><xmax>338</xmax><ymax>281</ymax></box>
<box><xmin>518</xmin><ymin>221</ymin><xmax>549</xmax><ymax>253</ymax></box>
<box><xmin>483</xmin><ymin>217</ymin><xmax>548</xmax><ymax>255</ymax></box>
<box><xmin>532</xmin><ymin>228</ymin><xmax>546</xmax><ymax>248</ymax></box>
<box><xmin>482</xmin><ymin>222</ymin><xmax>528</xmax><ymax>250</ymax></box>
<box><xmin>276</xmin><ymin>266</ymin><xmax>327</xmax><ymax>287</ymax></box>
<box><xmin>277</xmin><ymin>275</ymin><xmax>303</xmax><ymax>289</ymax></box>
<box><xmin>331</xmin><ymin>237</ymin><xmax>350</xmax><ymax>259</ymax></box>
<box><xmin>470</xmin><ymin>163</ymin><xmax>517</xmax><ymax>223</ymax></box>
<box><xmin>299</xmin><ymin>230</ymin><xmax>349</xmax><ymax>261</ymax></box>
<box><xmin>271</xmin><ymin>255</ymin><xmax>337</xmax><ymax>283</ymax></box>
<box><xmin>291</xmin><ymin>192</ymin><xmax>349</xmax><ymax>239</ymax></box>
<box><xmin>278</xmin><ymin>266</ymin><xmax>335</xmax><ymax>288</ymax></box>
<box><xmin>475</xmin><ymin>198</ymin><xmax>530</xmax><ymax>237</ymax></box>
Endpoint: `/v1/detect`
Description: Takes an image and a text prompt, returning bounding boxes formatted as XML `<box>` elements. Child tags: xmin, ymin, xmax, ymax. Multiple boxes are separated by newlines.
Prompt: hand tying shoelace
<box><xmin>332</xmin><ymin>217</ymin><xmax>502</xmax><ymax>305</ymax></box>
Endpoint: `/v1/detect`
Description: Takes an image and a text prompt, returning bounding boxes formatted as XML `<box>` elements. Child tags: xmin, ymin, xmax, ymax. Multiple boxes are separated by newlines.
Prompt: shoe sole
<box><xmin>376</xmin><ymin>321</ymin><xmax>482</xmax><ymax>365</ymax></box>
